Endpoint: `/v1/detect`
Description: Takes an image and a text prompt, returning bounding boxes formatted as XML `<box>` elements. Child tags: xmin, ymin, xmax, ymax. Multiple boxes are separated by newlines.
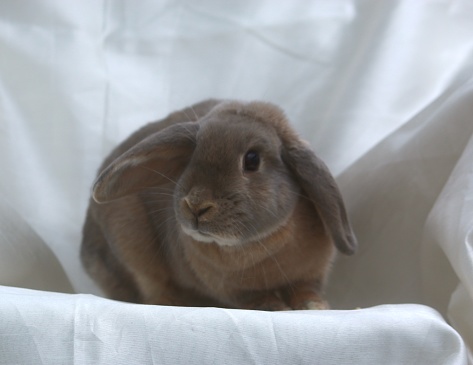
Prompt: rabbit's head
<box><xmin>93</xmin><ymin>100</ymin><xmax>356</xmax><ymax>255</ymax></box>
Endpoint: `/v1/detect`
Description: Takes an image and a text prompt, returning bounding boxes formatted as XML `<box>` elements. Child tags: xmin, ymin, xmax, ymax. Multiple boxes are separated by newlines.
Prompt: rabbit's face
<box><xmin>174</xmin><ymin>111</ymin><xmax>300</xmax><ymax>247</ymax></box>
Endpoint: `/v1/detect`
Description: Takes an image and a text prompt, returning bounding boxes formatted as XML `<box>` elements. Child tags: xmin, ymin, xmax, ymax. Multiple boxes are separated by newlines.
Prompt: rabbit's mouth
<box><xmin>181</xmin><ymin>225</ymin><xmax>240</xmax><ymax>247</ymax></box>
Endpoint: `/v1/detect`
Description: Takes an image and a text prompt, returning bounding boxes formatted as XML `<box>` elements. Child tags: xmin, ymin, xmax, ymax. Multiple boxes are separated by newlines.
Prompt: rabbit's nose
<box><xmin>182</xmin><ymin>196</ymin><xmax>217</xmax><ymax>221</ymax></box>
<box><xmin>184</xmin><ymin>197</ymin><xmax>215</xmax><ymax>217</ymax></box>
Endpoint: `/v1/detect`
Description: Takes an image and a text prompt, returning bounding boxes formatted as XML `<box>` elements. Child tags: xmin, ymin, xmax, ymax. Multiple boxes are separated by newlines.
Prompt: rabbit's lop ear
<box><xmin>93</xmin><ymin>122</ymin><xmax>199</xmax><ymax>203</ymax></box>
<box><xmin>282</xmin><ymin>140</ymin><xmax>357</xmax><ymax>255</ymax></box>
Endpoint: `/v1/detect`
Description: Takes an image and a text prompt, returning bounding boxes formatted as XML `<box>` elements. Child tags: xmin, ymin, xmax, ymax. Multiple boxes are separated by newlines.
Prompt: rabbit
<box><xmin>81</xmin><ymin>99</ymin><xmax>357</xmax><ymax>311</ymax></box>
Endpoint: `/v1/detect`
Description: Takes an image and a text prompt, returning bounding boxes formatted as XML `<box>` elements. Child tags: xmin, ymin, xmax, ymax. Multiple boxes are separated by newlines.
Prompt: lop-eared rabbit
<box><xmin>81</xmin><ymin>99</ymin><xmax>357</xmax><ymax>310</ymax></box>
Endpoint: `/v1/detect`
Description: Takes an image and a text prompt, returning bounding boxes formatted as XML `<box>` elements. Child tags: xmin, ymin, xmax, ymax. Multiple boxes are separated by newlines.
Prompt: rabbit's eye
<box><xmin>243</xmin><ymin>150</ymin><xmax>260</xmax><ymax>172</ymax></box>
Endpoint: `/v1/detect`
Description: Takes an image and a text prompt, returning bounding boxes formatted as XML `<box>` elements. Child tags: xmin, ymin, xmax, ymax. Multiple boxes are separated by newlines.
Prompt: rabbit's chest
<box><xmin>181</xmin><ymin>231</ymin><xmax>330</xmax><ymax>300</ymax></box>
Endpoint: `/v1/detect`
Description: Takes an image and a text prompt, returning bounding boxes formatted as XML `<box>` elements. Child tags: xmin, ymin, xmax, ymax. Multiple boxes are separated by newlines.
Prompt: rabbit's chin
<box><xmin>180</xmin><ymin>221</ymin><xmax>288</xmax><ymax>248</ymax></box>
<box><xmin>181</xmin><ymin>226</ymin><xmax>241</xmax><ymax>247</ymax></box>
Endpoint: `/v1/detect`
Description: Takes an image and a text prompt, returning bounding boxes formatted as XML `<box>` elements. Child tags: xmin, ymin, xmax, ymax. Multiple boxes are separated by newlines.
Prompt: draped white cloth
<box><xmin>1</xmin><ymin>1</ymin><xmax>472</xmax><ymax>363</ymax></box>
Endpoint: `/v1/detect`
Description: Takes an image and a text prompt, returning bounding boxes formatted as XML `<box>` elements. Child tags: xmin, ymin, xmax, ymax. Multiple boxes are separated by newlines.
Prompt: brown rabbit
<box><xmin>81</xmin><ymin>99</ymin><xmax>357</xmax><ymax>310</ymax></box>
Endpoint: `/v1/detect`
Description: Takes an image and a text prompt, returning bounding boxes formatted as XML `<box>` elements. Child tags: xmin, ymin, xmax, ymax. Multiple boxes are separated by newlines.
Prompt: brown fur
<box><xmin>81</xmin><ymin>99</ymin><xmax>357</xmax><ymax>310</ymax></box>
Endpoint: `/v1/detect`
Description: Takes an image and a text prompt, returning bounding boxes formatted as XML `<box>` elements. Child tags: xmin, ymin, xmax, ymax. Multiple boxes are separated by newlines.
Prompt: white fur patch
<box><xmin>181</xmin><ymin>226</ymin><xmax>240</xmax><ymax>247</ymax></box>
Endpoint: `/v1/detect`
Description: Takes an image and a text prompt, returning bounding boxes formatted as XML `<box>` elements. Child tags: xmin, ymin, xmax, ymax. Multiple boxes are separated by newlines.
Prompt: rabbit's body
<box><xmin>81</xmin><ymin>99</ymin><xmax>356</xmax><ymax>310</ymax></box>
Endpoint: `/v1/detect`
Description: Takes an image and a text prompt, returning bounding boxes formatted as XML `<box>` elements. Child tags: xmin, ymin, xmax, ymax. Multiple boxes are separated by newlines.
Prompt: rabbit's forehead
<box><xmin>199</xmin><ymin>109</ymin><xmax>281</xmax><ymax>140</ymax></box>
<box><xmin>196</xmin><ymin>116</ymin><xmax>281</xmax><ymax>153</ymax></box>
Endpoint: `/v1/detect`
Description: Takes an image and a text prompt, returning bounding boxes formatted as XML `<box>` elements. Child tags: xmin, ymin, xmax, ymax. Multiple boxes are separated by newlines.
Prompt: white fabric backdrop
<box><xmin>1</xmin><ymin>0</ymin><xmax>472</xmax><ymax>363</ymax></box>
